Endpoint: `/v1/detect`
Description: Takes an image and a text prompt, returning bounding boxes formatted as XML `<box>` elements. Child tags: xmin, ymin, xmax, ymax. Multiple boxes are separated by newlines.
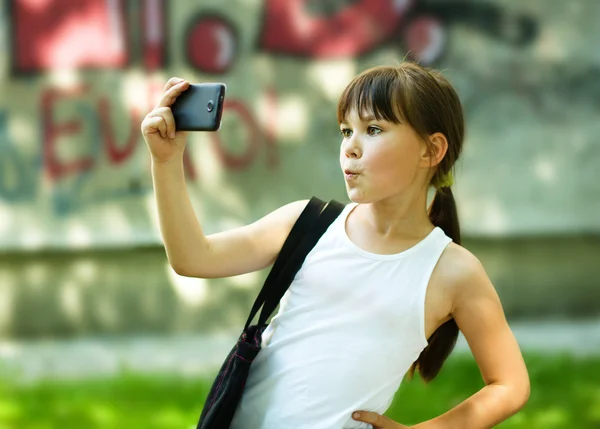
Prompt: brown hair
<box><xmin>337</xmin><ymin>63</ymin><xmax>465</xmax><ymax>383</ymax></box>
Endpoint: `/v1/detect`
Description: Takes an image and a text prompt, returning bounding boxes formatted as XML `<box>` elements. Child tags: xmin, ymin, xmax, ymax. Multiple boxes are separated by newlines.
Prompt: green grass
<box><xmin>1</xmin><ymin>352</ymin><xmax>599</xmax><ymax>429</ymax></box>
<box><xmin>390</xmin><ymin>352</ymin><xmax>600</xmax><ymax>428</ymax></box>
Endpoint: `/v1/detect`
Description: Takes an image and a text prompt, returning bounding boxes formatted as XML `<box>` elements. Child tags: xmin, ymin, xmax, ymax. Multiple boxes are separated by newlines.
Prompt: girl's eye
<box><xmin>340</xmin><ymin>128</ymin><xmax>352</xmax><ymax>138</ymax></box>
<box><xmin>367</xmin><ymin>126</ymin><xmax>382</xmax><ymax>136</ymax></box>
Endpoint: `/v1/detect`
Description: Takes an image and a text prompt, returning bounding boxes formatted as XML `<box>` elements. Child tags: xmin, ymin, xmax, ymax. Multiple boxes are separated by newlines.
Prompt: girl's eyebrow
<box><xmin>340</xmin><ymin>114</ymin><xmax>381</xmax><ymax>125</ymax></box>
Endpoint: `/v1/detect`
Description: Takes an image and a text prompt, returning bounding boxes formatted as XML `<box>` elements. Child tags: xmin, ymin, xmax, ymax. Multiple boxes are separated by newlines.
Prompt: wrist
<box><xmin>151</xmin><ymin>153</ymin><xmax>185</xmax><ymax>167</ymax></box>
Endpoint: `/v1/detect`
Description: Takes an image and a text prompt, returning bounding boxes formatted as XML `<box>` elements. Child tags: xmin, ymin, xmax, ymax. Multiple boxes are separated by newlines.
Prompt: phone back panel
<box><xmin>172</xmin><ymin>83</ymin><xmax>226</xmax><ymax>131</ymax></box>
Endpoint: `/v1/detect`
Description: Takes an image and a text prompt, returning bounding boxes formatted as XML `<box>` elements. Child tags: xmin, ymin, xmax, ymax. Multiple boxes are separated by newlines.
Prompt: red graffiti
<box><xmin>42</xmin><ymin>87</ymin><xmax>95</xmax><ymax>181</ymax></box>
<box><xmin>208</xmin><ymin>90</ymin><xmax>280</xmax><ymax>171</ymax></box>
<box><xmin>12</xmin><ymin>0</ymin><xmax>128</xmax><ymax>73</ymax></box>
<box><xmin>41</xmin><ymin>85</ymin><xmax>148</xmax><ymax>181</ymax></box>
<box><xmin>186</xmin><ymin>16</ymin><xmax>237</xmax><ymax>74</ymax></box>
<box><xmin>404</xmin><ymin>16</ymin><xmax>446</xmax><ymax>65</ymax></box>
<box><xmin>98</xmin><ymin>98</ymin><xmax>141</xmax><ymax>165</ymax></box>
<box><xmin>141</xmin><ymin>0</ymin><xmax>168</xmax><ymax>70</ymax></box>
<box><xmin>41</xmin><ymin>82</ymin><xmax>275</xmax><ymax>185</ymax></box>
<box><xmin>259</xmin><ymin>0</ymin><xmax>412</xmax><ymax>57</ymax></box>
<box><xmin>211</xmin><ymin>100</ymin><xmax>260</xmax><ymax>170</ymax></box>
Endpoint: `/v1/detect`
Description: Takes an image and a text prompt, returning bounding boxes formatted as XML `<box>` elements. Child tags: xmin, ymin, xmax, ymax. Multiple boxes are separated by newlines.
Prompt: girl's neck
<box><xmin>354</xmin><ymin>192</ymin><xmax>434</xmax><ymax>239</ymax></box>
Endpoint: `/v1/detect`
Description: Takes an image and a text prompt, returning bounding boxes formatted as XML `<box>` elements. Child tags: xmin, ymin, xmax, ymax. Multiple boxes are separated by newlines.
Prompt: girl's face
<box><xmin>339</xmin><ymin>108</ymin><xmax>427</xmax><ymax>204</ymax></box>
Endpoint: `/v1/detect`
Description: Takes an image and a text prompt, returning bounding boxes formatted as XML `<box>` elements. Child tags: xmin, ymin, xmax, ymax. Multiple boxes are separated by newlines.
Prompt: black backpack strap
<box><xmin>243</xmin><ymin>197</ymin><xmax>326</xmax><ymax>331</ymax></box>
<box><xmin>257</xmin><ymin>199</ymin><xmax>345</xmax><ymax>326</ymax></box>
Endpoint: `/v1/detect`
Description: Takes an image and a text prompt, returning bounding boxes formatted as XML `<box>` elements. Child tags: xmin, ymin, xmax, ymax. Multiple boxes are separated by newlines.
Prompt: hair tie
<box><xmin>435</xmin><ymin>171</ymin><xmax>454</xmax><ymax>189</ymax></box>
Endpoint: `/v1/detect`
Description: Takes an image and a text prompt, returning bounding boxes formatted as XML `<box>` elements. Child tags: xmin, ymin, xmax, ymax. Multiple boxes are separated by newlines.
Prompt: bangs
<box><xmin>337</xmin><ymin>67</ymin><xmax>410</xmax><ymax>125</ymax></box>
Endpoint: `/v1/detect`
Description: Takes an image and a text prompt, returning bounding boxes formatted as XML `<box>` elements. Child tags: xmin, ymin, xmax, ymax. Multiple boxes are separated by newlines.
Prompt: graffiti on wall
<box><xmin>10</xmin><ymin>0</ymin><xmax>539</xmax><ymax>76</ymax></box>
<box><xmin>3</xmin><ymin>0</ymin><xmax>288</xmax><ymax>216</ymax></box>
<box><xmin>189</xmin><ymin>0</ymin><xmax>538</xmax><ymax>73</ymax></box>
<box><xmin>0</xmin><ymin>79</ymin><xmax>280</xmax><ymax>214</ymax></box>
<box><xmin>10</xmin><ymin>0</ymin><xmax>168</xmax><ymax>73</ymax></box>
<box><xmin>1</xmin><ymin>0</ymin><xmax>558</xmax><ymax>247</ymax></box>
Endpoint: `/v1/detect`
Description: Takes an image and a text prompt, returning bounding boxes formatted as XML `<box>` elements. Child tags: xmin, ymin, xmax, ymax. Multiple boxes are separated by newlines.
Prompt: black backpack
<box><xmin>195</xmin><ymin>197</ymin><xmax>345</xmax><ymax>429</ymax></box>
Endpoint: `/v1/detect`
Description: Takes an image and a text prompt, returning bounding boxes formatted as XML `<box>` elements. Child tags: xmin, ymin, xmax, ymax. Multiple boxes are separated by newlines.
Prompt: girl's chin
<box><xmin>346</xmin><ymin>189</ymin><xmax>369</xmax><ymax>204</ymax></box>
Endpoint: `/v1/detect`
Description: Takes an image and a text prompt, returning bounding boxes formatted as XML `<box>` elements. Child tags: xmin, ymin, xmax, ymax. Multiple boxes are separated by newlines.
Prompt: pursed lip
<box><xmin>343</xmin><ymin>168</ymin><xmax>360</xmax><ymax>175</ymax></box>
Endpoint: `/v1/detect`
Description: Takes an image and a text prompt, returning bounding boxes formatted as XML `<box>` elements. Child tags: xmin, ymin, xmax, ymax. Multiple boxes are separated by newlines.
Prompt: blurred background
<box><xmin>0</xmin><ymin>0</ymin><xmax>599</xmax><ymax>428</ymax></box>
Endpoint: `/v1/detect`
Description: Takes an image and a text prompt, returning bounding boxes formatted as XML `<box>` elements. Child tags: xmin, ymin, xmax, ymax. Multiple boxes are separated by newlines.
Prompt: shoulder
<box><xmin>434</xmin><ymin>242</ymin><xmax>494</xmax><ymax>310</ymax></box>
<box><xmin>249</xmin><ymin>199</ymin><xmax>311</xmax><ymax>235</ymax></box>
<box><xmin>436</xmin><ymin>242</ymin><xmax>484</xmax><ymax>281</ymax></box>
<box><xmin>253</xmin><ymin>197</ymin><xmax>347</xmax><ymax>232</ymax></box>
<box><xmin>276</xmin><ymin>199</ymin><xmax>312</xmax><ymax>220</ymax></box>
<box><xmin>272</xmin><ymin>198</ymin><xmax>345</xmax><ymax>224</ymax></box>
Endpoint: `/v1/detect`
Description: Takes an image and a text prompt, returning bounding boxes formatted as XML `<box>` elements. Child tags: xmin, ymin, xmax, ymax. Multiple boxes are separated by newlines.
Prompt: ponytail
<box><xmin>429</xmin><ymin>186</ymin><xmax>461</xmax><ymax>246</ymax></box>
<box><xmin>407</xmin><ymin>182</ymin><xmax>461</xmax><ymax>383</ymax></box>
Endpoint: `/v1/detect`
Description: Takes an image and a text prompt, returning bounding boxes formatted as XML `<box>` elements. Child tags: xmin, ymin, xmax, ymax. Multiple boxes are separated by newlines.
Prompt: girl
<box><xmin>141</xmin><ymin>62</ymin><xmax>530</xmax><ymax>428</ymax></box>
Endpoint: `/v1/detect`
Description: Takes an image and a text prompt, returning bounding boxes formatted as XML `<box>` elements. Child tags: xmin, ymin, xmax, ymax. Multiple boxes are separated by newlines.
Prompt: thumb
<box><xmin>352</xmin><ymin>411</ymin><xmax>402</xmax><ymax>428</ymax></box>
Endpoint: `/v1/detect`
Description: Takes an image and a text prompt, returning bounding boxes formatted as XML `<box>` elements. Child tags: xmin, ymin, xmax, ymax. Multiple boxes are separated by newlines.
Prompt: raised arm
<box><xmin>142</xmin><ymin>77</ymin><xmax>308</xmax><ymax>278</ymax></box>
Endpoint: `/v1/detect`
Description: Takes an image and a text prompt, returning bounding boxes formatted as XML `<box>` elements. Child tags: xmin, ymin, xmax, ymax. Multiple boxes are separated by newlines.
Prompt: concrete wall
<box><xmin>2</xmin><ymin>235</ymin><xmax>599</xmax><ymax>339</ymax></box>
<box><xmin>1</xmin><ymin>0</ymin><xmax>599</xmax><ymax>338</ymax></box>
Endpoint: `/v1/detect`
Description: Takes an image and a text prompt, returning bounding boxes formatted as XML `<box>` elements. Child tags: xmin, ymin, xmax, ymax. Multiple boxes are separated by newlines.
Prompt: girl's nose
<box><xmin>343</xmin><ymin>138</ymin><xmax>362</xmax><ymax>159</ymax></box>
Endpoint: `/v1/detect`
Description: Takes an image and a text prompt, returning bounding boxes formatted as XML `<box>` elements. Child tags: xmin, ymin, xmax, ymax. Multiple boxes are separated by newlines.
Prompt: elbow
<box><xmin>490</xmin><ymin>379</ymin><xmax>530</xmax><ymax>417</ymax></box>
<box><xmin>170</xmin><ymin>259</ymin><xmax>212</xmax><ymax>278</ymax></box>
<box><xmin>171</xmin><ymin>263</ymin><xmax>191</xmax><ymax>277</ymax></box>
<box><xmin>169</xmin><ymin>258</ymin><xmax>198</xmax><ymax>277</ymax></box>
<box><xmin>508</xmin><ymin>379</ymin><xmax>531</xmax><ymax>412</ymax></box>
<box><xmin>169</xmin><ymin>240</ymin><xmax>211</xmax><ymax>278</ymax></box>
<box><xmin>519</xmin><ymin>380</ymin><xmax>531</xmax><ymax>408</ymax></box>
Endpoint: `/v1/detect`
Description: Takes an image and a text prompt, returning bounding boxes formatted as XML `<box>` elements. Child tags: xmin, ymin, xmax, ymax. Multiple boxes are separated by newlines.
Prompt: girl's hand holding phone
<box><xmin>141</xmin><ymin>77</ymin><xmax>191</xmax><ymax>164</ymax></box>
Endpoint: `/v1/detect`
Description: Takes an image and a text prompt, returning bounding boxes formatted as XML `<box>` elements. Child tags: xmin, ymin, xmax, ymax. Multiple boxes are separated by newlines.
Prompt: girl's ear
<box><xmin>420</xmin><ymin>132</ymin><xmax>448</xmax><ymax>168</ymax></box>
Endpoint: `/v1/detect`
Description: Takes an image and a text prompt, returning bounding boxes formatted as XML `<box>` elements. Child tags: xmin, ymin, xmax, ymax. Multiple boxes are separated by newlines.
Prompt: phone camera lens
<box><xmin>207</xmin><ymin>101</ymin><xmax>214</xmax><ymax>112</ymax></box>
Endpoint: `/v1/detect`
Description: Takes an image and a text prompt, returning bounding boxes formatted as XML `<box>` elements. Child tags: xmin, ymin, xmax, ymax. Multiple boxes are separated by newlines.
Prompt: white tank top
<box><xmin>230</xmin><ymin>202</ymin><xmax>452</xmax><ymax>429</ymax></box>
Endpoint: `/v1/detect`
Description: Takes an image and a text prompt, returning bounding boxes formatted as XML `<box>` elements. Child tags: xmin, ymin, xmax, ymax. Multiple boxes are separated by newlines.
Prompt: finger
<box><xmin>156</xmin><ymin>80</ymin><xmax>190</xmax><ymax>108</ymax></box>
<box><xmin>152</xmin><ymin>106</ymin><xmax>177</xmax><ymax>138</ymax></box>
<box><xmin>163</xmin><ymin>77</ymin><xmax>185</xmax><ymax>92</ymax></box>
<box><xmin>142</xmin><ymin>115</ymin><xmax>168</xmax><ymax>139</ymax></box>
<box><xmin>352</xmin><ymin>411</ymin><xmax>395</xmax><ymax>428</ymax></box>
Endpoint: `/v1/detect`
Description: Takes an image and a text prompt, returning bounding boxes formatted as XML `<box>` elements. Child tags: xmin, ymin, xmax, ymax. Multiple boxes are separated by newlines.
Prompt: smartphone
<box><xmin>171</xmin><ymin>83</ymin><xmax>226</xmax><ymax>131</ymax></box>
